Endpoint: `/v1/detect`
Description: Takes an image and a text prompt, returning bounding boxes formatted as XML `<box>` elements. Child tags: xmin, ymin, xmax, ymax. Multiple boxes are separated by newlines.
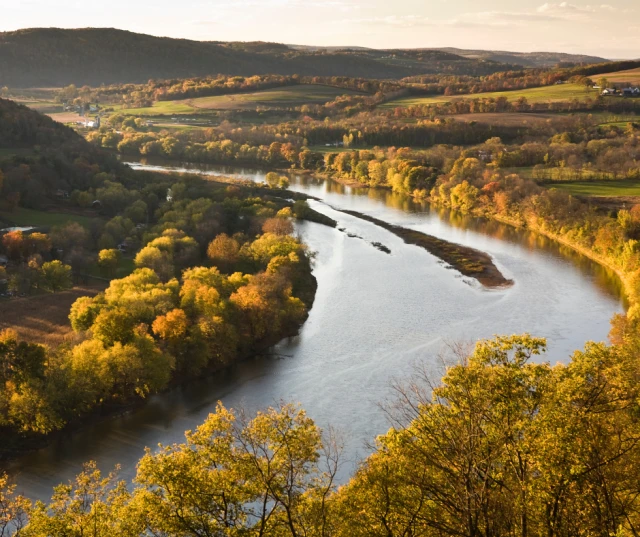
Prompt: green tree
<box><xmin>39</xmin><ymin>261</ymin><xmax>72</xmax><ymax>293</ymax></box>
<box><xmin>98</xmin><ymin>249</ymin><xmax>121</xmax><ymax>278</ymax></box>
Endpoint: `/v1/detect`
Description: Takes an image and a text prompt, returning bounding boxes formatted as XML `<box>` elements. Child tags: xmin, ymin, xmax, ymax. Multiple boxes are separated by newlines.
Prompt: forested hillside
<box><xmin>436</xmin><ymin>47</ymin><xmax>608</xmax><ymax>67</ymax></box>
<box><xmin>0</xmin><ymin>28</ymin><xmax>517</xmax><ymax>87</ymax></box>
<box><xmin>0</xmin><ymin>98</ymin><xmax>127</xmax><ymax>208</ymax></box>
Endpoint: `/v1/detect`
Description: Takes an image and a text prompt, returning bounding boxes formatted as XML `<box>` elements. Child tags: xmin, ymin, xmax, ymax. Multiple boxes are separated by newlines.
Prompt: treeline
<box><xmin>5</xmin><ymin>331</ymin><xmax>640</xmax><ymax>536</ymax></box>
<box><xmin>402</xmin><ymin>68</ymin><xmax>569</xmax><ymax>97</ymax></box>
<box><xmin>89</xmin><ymin>117</ymin><xmax>530</xmax><ymax>163</ymax></box>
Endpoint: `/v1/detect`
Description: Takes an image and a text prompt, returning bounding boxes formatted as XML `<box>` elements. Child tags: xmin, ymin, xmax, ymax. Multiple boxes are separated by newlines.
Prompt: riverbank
<box><xmin>0</xmin><ymin>247</ymin><xmax>319</xmax><ymax>462</ymax></box>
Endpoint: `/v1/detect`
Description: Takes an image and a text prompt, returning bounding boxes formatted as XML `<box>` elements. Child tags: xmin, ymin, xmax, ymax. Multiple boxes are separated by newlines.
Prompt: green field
<box><xmin>188</xmin><ymin>85</ymin><xmax>357</xmax><ymax>110</ymax></box>
<box><xmin>382</xmin><ymin>84</ymin><xmax>599</xmax><ymax>108</ymax></box>
<box><xmin>0</xmin><ymin>207</ymin><xmax>99</xmax><ymax>229</ymax></box>
<box><xmin>115</xmin><ymin>100</ymin><xmax>199</xmax><ymax>116</ymax></box>
<box><xmin>549</xmin><ymin>181</ymin><xmax>640</xmax><ymax>197</ymax></box>
<box><xmin>117</xmin><ymin>84</ymin><xmax>358</xmax><ymax>116</ymax></box>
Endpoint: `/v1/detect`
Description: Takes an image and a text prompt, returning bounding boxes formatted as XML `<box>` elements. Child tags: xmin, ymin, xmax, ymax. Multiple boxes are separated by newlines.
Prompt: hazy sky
<box><xmin>2</xmin><ymin>0</ymin><xmax>639</xmax><ymax>58</ymax></box>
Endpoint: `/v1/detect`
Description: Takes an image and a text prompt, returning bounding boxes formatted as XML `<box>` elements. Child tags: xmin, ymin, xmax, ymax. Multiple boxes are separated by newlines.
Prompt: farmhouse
<box><xmin>622</xmin><ymin>87</ymin><xmax>640</xmax><ymax>97</ymax></box>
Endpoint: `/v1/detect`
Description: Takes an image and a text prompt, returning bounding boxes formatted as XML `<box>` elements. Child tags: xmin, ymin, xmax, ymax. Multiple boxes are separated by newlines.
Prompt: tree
<box><xmin>2</xmin><ymin>230</ymin><xmax>25</xmax><ymax>261</ymax></box>
<box><xmin>98</xmin><ymin>249</ymin><xmax>121</xmax><ymax>278</ymax></box>
<box><xmin>262</xmin><ymin>217</ymin><xmax>294</xmax><ymax>236</ymax></box>
<box><xmin>207</xmin><ymin>234</ymin><xmax>240</xmax><ymax>273</ymax></box>
<box><xmin>130</xmin><ymin>402</ymin><xmax>340</xmax><ymax>537</ymax></box>
<box><xmin>134</xmin><ymin>246</ymin><xmax>173</xmax><ymax>281</ymax></box>
<box><xmin>265</xmin><ymin>172</ymin><xmax>280</xmax><ymax>189</ymax></box>
<box><xmin>39</xmin><ymin>261</ymin><xmax>72</xmax><ymax>293</ymax></box>
<box><xmin>0</xmin><ymin>473</ymin><xmax>31</xmax><ymax>536</ymax></box>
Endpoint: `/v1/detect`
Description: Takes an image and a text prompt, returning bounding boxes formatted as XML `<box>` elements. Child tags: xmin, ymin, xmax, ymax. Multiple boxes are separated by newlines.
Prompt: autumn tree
<box><xmin>207</xmin><ymin>233</ymin><xmax>240</xmax><ymax>273</ymax></box>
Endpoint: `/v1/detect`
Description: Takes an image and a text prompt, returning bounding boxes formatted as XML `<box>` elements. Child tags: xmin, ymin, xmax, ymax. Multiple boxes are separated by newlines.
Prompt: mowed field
<box><xmin>0</xmin><ymin>284</ymin><xmax>106</xmax><ymax>346</ymax></box>
<box><xmin>118</xmin><ymin>84</ymin><xmax>359</xmax><ymax>115</ymax></box>
<box><xmin>383</xmin><ymin>84</ymin><xmax>599</xmax><ymax>108</ymax></box>
<box><xmin>550</xmin><ymin>181</ymin><xmax>640</xmax><ymax>197</ymax></box>
<box><xmin>598</xmin><ymin>67</ymin><xmax>640</xmax><ymax>85</ymax></box>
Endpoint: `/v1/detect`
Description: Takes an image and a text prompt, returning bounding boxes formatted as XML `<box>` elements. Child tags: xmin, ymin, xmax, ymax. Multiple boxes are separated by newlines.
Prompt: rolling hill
<box><xmin>435</xmin><ymin>47</ymin><xmax>608</xmax><ymax>68</ymax></box>
<box><xmin>0</xmin><ymin>28</ymin><xmax>518</xmax><ymax>87</ymax></box>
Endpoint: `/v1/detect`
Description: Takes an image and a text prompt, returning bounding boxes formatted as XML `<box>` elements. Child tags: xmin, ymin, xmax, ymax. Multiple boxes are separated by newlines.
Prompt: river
<box><xmin>4</xmin><ymin>158</ymin><xmax>625</xmax><ymax>502</ymax></box>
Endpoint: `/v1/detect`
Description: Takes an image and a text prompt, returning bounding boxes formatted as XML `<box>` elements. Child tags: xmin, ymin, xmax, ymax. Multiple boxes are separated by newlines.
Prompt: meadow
<box><xmin>382</xmin><ymin>83</ymin><xmax>599</xmax><ymax>108</ymax></box>
<box><xmin>114</xmin><ymin>84</ymin><xmax>359</xmax><ymax>116</ymax></box>
<box><xmin>549</xmin><ymin>180</ymin><xmax>640</xmax><ymax>197</ymax></box>
<box><xmin>598</xmin><ymin>67</ymin><xmax>640</xmax><ymax>85</ymax></box>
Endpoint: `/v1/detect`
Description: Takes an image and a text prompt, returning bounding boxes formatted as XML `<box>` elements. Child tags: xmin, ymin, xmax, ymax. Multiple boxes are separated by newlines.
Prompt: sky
<box><xmin>1</xmin><ymin>0</ymin><xmax>639</xmax><ymax>58</ymax></box>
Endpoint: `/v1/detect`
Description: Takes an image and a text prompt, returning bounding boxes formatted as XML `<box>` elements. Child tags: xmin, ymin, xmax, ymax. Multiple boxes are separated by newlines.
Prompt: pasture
<box><xmin>598</xmin><ymin>67</ymin><xmax>640</xmax><ymax>85</ymax></box>
<box><xmin>549</xmin><ymin>181</ymin><xmax>640</xmax><ymax>197</ymax></box>
<box><xmin>115</xmin><ymin>84</ymin><xmax>358</xmax><ymax>115</ymax></box>
<box><xmin>188</xmin><ymin>84</ymin><xmax>356</xmax><ymax>110</ymax></box>
<box><xmin>382</xmin><ymin>84</ymin><xmax>599</xmax><ymax>108</ymax></box>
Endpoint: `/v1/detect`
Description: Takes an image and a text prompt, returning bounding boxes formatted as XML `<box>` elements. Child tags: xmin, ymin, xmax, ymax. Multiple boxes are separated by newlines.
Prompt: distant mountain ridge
<box><xmin>0</xmin><ymin>27</ymin><xmax>610</xmax><ymax>87</ymax></box>
<box><xmin>433</xmin><ymin>47</ymin><xmax>609</xmax><ymax>68</ymax></box>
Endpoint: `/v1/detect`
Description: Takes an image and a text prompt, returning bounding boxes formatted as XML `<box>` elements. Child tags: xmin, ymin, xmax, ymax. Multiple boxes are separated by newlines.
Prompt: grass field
<box><xmin>598</xmin><ymin>67</ymin><xmax>640</xmax><ymax>85</ymax></box>
<box><xmin>382</xmin><ymin>84</ymin><xmax>599</xmax><ymax>108</ymax></box>
<box><xmin>115</xmin><ymin>100</ymin><xmax>198</xmax><ymax>116</ymax></box>
<box><xmin>0</xmin><ymin>207</ymin><xmax>98</xmax><ymax>229</ymax></box>
<box><xmin>0</xmin><ymin>284</ymin><xmax>106</xmax><ymax>346</ymax></box>
<box><xmin>188</xmin><ymin>85</ymin><xmax>357</xmax><ymax>110</ymax></box>
<box><xmin>116</xmin><ymin>84</ymin><xmax>358</xmax><ymax>115</ymax></box>
<box><xmin>549</xmin><ymin>181</ymin><xmax>640</xmax><ymax>197</ymax></box>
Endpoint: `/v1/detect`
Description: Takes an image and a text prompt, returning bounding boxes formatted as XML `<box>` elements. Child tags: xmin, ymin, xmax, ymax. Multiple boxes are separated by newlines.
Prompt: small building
<box><xmin>0</xmin><ymin>255</ymin><xmax>8</xmax><ymax>267</ymax></box>
<box><xmin>602</xmin><ymin>88</ymin><xmax>617</xmax><ymax>96</ymax></box>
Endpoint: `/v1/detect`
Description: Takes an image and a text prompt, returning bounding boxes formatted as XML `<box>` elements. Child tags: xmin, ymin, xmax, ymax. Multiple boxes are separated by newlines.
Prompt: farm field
<box><xmin>549</xmin><ymin>181</ymin><xmax>640</xmax><ymax>197</ymax></box>
<box><xmin>188</xmin><ymin>84</ymin><xmax>357</xmax><ymax>110</ymax></box>
<box><xmin>447</xmin><ymin>112</ymin><xmax>563</xmax><ymax>126</ymax></box>
<box><xmin>383</xmin><ymin>83</ymin><xmax>599</xmax><ymax>108</ymax></box>
<box><xmin>598</xmin><ymin>67</ymin><xmax>640</xmax><ymax>85</ymax></box>
<box><xmin>116</xmin><ymin>84</ymin><xmax>359</xmax><ymax>115</ymax></box>
<box><xmin>0</xmin><ymin>284</ymin><xmax>106</xmax><ymax>346</ymax></box>
<box><xmin>0</xmin><ymin>207</ymin><xmax>99</xmax><ymax>229</ymax></box>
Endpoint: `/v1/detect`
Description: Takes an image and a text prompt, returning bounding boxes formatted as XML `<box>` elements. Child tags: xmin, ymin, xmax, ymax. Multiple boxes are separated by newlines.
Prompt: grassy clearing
<box><xmin>382</xmin><ymin>84</ymin><xmax>599</xmax><ymax>108</ymax></box>
<box><xmin>549</xmin><ymin>181</ymin><xmax>640</xmax><ymax>197</ymax></box>
<box><xmin>598</xmin><ymin>67</ymin><xmax>640</xmax><ymax>85</ymax></box>
<box><xmin>0</xmin><ymin>207</ymin><xmax>98</xmax><ymax>229</ymax></box>
<box><xmin>187</xmin><ymin>85</ymin><xmax>357</xmax><ymax>110</ymax></box>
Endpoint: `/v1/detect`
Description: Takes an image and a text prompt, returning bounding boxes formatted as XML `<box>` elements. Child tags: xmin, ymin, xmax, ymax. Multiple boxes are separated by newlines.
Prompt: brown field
<box><xmin>47</xmin><ymin>111</ymin><xmax>84</xmax><ymax>123</ymax></box>
<box><xmin>598</xmin><ymin>68</ymin><xmax>640</xmax><ymax>85</ymax></box>
<box><xmin>0</xmin><ymin>283</ymin><xmax>106</xmax><ymax>346</ymax></box>
<box><xmin>448</xmin><ymin>112</ymin><xmax>564</xmax><ymax>126</ymax></box>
